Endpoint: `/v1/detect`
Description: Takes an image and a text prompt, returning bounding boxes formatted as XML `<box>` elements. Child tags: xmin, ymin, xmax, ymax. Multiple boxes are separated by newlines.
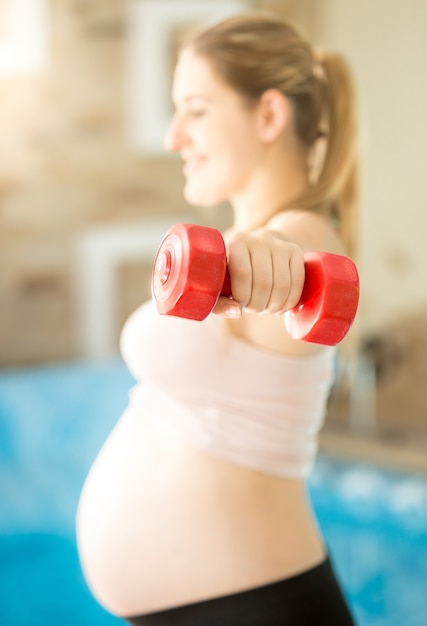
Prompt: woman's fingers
<box><xmin>226</xmin><ymin>234</ymin><xmax>253</xmax><ymax>308</ymax></box>
<box><xmin>273</xmin><ymin>251</ymin><xmax>305</xmax><ymax>315</ymax></box>
<box><xmin>221</xmin><ymin>230</ymin><xmax>305</xmax><ymax>316</ymax></box>
<box><xmin>240</xmin><ymin>243</ymin><xmax>274</xmax><ymax>312</ymax></box>
<box><xmin>213</xmin><ymin>295</ymin><xmax>242</xmax><ymax>318</ymax></box>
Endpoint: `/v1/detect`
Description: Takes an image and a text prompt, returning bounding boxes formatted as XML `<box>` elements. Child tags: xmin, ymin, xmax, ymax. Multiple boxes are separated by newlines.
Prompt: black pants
<box><xmin>125</xmin><ymin>557</ymin><xmax>356</xmax><ymax>626</ymax></box>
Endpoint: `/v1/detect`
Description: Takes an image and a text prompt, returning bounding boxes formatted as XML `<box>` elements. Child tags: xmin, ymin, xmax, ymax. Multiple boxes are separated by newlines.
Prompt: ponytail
<box><xmin>291</xmin><ymin>51</ymin><xmax>359</xmax><ymax>258</ymax></box>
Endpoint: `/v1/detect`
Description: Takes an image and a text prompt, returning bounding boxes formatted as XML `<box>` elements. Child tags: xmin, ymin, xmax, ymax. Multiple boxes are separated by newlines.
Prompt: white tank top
<box><xmin>120</xmin><ymin>300</ymin><xmax>336</xmax><ymax>478</ymax></box>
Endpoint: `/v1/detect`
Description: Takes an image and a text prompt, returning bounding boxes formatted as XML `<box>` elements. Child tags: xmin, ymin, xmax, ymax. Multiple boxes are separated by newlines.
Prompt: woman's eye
<box><xmin>188</xmin><ymin>109</ymin><xmax>206</xmax><ymax>118</ymax></box>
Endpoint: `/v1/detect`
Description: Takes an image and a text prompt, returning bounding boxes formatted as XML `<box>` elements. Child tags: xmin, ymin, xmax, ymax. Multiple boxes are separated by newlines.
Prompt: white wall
<box><xmin>312</xmin><ymin>0</ymin><xmax>427</xmax><ymax>333</ymax></box>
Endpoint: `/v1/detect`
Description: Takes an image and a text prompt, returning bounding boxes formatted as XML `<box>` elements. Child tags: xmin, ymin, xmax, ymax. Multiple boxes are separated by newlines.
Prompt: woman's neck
<box><xmin>230</xmin><ymin>149</ymin><xmax>309</xmax><ymax>232</ymax></box>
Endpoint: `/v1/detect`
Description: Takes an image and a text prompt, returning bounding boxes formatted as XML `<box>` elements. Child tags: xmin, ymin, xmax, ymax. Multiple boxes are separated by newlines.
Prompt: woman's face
<box><xmin>164</xmin><ymin>48</ymin><xmax>264</xmax><ymax>207</ymax></box>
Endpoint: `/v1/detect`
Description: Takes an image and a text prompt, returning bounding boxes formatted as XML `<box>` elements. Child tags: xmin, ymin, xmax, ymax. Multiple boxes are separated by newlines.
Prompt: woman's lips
<box><xmin>183</xmin><ymin>155</ymin><xmax>207</xmax><ymax>177</ymax></box>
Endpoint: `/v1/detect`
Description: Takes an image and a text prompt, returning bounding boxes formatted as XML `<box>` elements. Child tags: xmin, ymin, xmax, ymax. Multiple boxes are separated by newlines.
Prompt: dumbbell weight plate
<box><xmin>284</xmin><ymin>251</ymin><xmax>359</xmax><ymax>345</ymax></box>
<box><xmin>152</xmin><ymin>224</ymin><xmax>228</xmax><ymax>320</ymax></box>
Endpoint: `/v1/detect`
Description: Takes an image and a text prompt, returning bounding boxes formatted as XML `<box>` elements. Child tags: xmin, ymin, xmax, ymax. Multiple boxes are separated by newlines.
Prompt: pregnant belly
<box><xmin>76</xmin><ymin>403</ymin><xmax>324</xmax><ymax>617</ymax></box>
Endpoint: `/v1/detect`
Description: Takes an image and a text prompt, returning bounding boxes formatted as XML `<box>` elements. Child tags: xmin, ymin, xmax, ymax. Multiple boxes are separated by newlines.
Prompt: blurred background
<box><xmin>0</xmin><ymin>1</ymin><xmax>426</xmax><ymax>625</ymax></box>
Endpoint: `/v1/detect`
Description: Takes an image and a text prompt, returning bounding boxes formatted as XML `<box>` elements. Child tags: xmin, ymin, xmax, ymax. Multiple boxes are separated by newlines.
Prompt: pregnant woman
<box><xmin>77</xmin><ymin>11</ymin><xmax>358</xmax><ymax>626</ymax></box>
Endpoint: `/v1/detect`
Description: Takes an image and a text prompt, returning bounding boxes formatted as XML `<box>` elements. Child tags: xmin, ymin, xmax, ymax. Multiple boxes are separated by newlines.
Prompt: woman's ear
<box><xmin>257</xmin><ymin>89</ymin><xmax>290</xmax><ymax>143</ymax></box>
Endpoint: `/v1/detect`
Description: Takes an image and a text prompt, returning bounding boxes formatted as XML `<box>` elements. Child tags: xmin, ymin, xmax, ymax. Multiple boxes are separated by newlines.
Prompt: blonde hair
<box><xmin>184</xmin><ymin>12</ymin><xmax>359</xmax><ymax>256</ymax></box>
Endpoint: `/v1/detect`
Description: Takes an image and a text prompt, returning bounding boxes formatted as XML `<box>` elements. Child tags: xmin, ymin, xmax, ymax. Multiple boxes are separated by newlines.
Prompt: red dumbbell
<box><xmin>152</xmin><ymin>223</ymin><xmax>359</xmax><ymax>346</ymax></box>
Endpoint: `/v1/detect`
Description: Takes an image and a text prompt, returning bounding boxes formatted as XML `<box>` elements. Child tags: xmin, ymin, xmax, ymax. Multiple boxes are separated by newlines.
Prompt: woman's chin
<box><xmin>184</xmin><ymin>182</ymin><xmax>225</xmax><ymax>208</ymax></box>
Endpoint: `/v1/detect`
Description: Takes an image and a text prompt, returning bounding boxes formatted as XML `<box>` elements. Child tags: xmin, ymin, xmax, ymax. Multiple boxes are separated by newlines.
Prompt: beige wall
<box><xmin>311</xmin><ymin>0</ymin><xmax>427</xmax><ymax>333</ymax></box>
<box><xmin>1</xmin><ymin>0</ymin><xmax>426</xmax><ymax>367</ymax></box>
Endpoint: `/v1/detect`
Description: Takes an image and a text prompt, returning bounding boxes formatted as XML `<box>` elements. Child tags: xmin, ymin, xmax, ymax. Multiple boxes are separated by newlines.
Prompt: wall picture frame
<box><xmin>126</xmin><ymin>0</ymin><xmax>250</xmax><ymax>154</ymax></box>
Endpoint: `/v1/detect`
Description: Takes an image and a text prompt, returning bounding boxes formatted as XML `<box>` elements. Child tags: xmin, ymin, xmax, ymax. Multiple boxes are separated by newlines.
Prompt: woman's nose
<box><xmin>164</xmin><ymin>115</ymin><xmax>187</xmax><ymax>152</ymax></box>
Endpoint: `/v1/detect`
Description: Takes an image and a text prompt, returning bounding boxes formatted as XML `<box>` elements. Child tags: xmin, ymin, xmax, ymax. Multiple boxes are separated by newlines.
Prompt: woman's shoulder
<box><xmin>267</xmin><ymin>209</ymin><xmax>345</xmax><ymax>256</ymax></box>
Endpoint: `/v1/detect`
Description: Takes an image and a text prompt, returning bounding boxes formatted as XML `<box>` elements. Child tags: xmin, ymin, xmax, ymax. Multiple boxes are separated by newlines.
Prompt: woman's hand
<box><xmin>213</xmin><ymin>229</ymin><xmax>306</xmax><ymax>319</ymax></box>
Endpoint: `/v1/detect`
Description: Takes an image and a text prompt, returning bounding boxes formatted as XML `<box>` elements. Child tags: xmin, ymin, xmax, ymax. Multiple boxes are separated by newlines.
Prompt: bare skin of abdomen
<box><xmin>76</xmin><ymin>407</ymin><xmax>325</xmax><ymax>617</ymax></box>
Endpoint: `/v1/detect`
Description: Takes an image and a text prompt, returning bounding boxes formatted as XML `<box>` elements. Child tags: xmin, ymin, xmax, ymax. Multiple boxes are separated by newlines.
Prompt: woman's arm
<box><xmin>213</xmin><ymin>210</ymin><xmax>346</xmax><ymax>356</ymax></box>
